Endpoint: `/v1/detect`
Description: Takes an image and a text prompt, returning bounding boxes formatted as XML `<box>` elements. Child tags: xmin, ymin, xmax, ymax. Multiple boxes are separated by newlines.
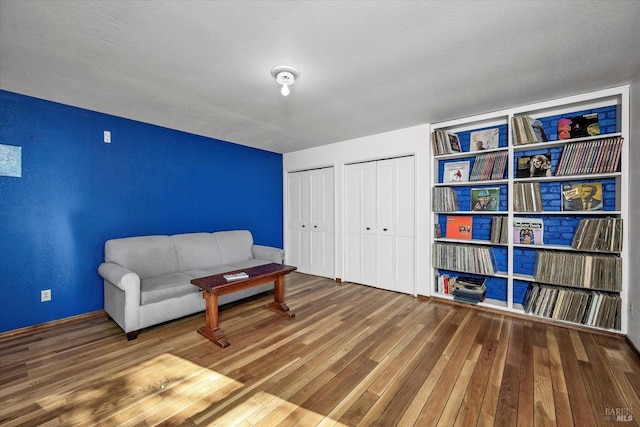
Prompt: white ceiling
<box><xmin>1</xmin><ymin>1</ymin><xmax>639</xmax><ymax>154</ymax></box>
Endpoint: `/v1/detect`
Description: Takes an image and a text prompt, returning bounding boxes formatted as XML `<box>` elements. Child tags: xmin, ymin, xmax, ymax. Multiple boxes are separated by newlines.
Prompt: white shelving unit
<box><xmin>429</xmin><ymin>86</ymin><xmax>629</xmax><ymax>334</ymax></box>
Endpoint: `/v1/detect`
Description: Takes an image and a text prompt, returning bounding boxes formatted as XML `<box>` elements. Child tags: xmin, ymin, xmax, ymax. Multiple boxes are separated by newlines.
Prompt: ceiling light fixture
<box><xmin>271</xmin><ymin>66</ymin><xmax>299</xmax><ymax>97</ymax></box>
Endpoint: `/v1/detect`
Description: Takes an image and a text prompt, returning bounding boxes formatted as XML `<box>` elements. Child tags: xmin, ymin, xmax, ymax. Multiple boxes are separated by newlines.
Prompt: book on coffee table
<box><xmin>223</xmin><ymin>272</ymin><xmax>249</xmax><ymax>281</ymax></box>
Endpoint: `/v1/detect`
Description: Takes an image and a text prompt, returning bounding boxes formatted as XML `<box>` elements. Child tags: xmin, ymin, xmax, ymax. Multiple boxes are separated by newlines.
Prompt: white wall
<box><xmin>627</xmin><ymin>75</ymin><xmax>640</xmax><ymax>350</ymax></box>
<box><xmin>283</xmin><ymin>124</ymin><xmax>432</xmax><ymax>296</ymax></box>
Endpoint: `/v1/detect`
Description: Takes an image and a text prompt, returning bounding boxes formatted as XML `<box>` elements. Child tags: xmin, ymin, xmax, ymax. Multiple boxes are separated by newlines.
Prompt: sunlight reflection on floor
<box><xmin>56</xmin><ymin>353</ymin><xmax>346</xmax><ymax>426</ymax></box>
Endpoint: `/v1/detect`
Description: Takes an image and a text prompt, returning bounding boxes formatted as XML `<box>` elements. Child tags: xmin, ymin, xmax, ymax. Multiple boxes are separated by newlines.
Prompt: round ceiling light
<box><xmin>271</xmin><ymin>66</ymin><xmax>299</xmax><ymax>96</ymax></box>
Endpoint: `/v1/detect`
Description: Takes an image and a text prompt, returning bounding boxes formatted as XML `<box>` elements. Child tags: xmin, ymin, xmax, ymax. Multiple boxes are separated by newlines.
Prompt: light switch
<box><xmin>104</xmin><ymin>130</ymin><xmax>111</xmax><ymax>143</ymax></box>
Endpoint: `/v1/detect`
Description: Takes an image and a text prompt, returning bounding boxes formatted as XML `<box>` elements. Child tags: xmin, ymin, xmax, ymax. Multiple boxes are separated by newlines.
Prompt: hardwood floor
<box><xmin>1</xmin><ymin>272</ymin><xmax>639</xmax><ymax>426</ymax></box>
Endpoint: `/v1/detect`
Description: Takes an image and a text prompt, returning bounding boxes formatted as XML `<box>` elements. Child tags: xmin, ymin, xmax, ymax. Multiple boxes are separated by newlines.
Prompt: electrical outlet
<box><xmin>41</xmin><ymin>289</ymin><xmax>51</xmax><ymax>302</ymax></box>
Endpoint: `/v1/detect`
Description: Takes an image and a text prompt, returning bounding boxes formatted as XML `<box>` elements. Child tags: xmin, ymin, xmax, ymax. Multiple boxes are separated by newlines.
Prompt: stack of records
<box><xmin>452</xmin><ymin>276</ymin><xmax>486</xmax><ymax>304</ymax></box>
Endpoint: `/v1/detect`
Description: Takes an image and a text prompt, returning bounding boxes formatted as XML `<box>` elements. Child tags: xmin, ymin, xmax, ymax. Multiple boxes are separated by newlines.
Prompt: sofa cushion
<box><xmin>140</xmin><ymin>272</ymin><xmax>198</xmax><ymax>305</ymax></box>
<box><xmin>213</xmin><ymin>230</ymin><xmax>254</xmax><ymax>264</ymax></box>
<box><xmin>105</xmin><ymin>235</ymin><xmax>179</xmax><ymax>279</ymax></box>
<box><xmin>227</xmin><ymin>259</ymin><xmax>272</xmax><ymax>270</ymax></box>
<box><xmin>172</xmin><ymin>232</ymin><xmax>222</xmax><ymax>272</ymax></box>
<box><xmin>182</xmin><ymin>265</ymin><xmax>239</xmax><ymax>279</ymax></box>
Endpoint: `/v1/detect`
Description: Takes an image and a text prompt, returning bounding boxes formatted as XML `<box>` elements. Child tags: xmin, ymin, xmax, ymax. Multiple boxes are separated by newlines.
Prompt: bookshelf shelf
<box><xmin>513</xmin><ymin>210</ymin><xmax>622</xmax><ymax>216</ymax></box>
<box><xmin>435</xmin><ymin>147</ymin><xmax>508</xmax><ymax>160</ymax></box>
<box><xmin>432</xmin><ymin>293</ymin><xmax>509</xmax><ymax>309</ymax></box>
<box><xmin>512</xmin><ymin>273</ymin><xmax>535</xmax><ymax>282</ymax></box>
<box><xmin>434</xmin><ymin>179</ymin><xmax>509</xmax><ymax>187</ymax></box>
<box><xmin>434</xmin><ymin>210</ymin><xmax>506</xmax><ymax>215</ymax></box>
<box><xmin>430</xmin><ymin>86</ymin><xmax>629</xmax><ymax>333</ymax></box>
<box><xmin>514</xmin><ymin>243</ymin><xmax>571</xmax><ymax>251</ymax></box>
<box><xmin>435</xmin><ymin>238</ymin><xmax>503</xmax><ymax>246</ymax></box>
<box><xmin>513</xmin><ymin>172</ymin><xmax>621</xmax><ymax>183</ymax></box>
<box><xmin>512</xmin><ymin>132</ymin><xmax>623</xmax><ymax>152</ymax></box>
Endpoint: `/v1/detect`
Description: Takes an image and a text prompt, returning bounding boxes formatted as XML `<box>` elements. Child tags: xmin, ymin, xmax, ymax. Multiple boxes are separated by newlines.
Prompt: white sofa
<box><xmin>98</xmin><ymin>230</ymin><xmax>284</xmax><ymax>339</ymax></box>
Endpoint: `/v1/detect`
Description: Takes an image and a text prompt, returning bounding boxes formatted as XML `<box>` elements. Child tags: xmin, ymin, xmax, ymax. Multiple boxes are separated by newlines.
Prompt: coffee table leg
<box><xmin>266</xmin><ymin>275</ymin><xmax>295</xmax><ymax>318</ymax></box>
<box><xmin>198</xmin><ymin>291</ymin><xmax>230</xmax><ymax>348</ymax></box>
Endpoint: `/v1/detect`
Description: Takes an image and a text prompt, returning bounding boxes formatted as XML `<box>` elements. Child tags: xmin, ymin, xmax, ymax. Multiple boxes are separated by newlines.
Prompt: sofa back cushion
<box><xmin>172</xmin><ymin>232</ymin><xmax>222</xmax><ymax>272</ymax></box>
<box><xmin>213</xmin><ymin>230</ymin><xmax>253</xmax><ymax>264</ymax></box>
<box><xmin>104</xmin><ymin>235</ymin><xmax>179</xmax><ymax>279</ymax></box>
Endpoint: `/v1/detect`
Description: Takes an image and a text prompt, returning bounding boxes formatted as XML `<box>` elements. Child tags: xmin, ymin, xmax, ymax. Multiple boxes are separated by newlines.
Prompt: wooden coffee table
<box><xmin>190</xmin><ymin>263</ymin><xmax>297</xmax><ymax>348</ymax></box>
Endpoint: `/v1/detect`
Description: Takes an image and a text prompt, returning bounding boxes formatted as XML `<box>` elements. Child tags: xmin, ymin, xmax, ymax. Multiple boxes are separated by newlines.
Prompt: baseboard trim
<box><xmin>428</xmin><ymin>295</ymin><xmax>626</xmax><ymax>340</ymax></box>
<box><xmin>0</xmin><ymin>310</ymin><xmax>107</xmax><ymax>341</ymax></box>
<box><xmin>626</xmin><ymin>336</ymin><xmax>640</xmax><ymax>357</ymax></box>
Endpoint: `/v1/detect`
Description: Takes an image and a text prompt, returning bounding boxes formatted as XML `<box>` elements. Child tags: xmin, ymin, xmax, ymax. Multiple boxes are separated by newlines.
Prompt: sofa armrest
<box><xmin>252</xmin><ymin>245</ymin><xmax>285</xmax><ymax>263</ymax></box>
<box><xmin>99</xmin><ymin>262</ymin><xmax>142</xmax><ymax>334</ymax></box>
<box><xmin>98</xmin><ymin>262</ymin><xmax>140</xmax><ymax>293</ymax></box>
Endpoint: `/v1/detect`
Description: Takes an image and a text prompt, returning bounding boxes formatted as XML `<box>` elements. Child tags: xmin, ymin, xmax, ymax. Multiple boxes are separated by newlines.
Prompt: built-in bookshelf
<box><xmin>430</xmin><ymin>86</ymin><xmax>629</xmax><ymax>333</ymax></box>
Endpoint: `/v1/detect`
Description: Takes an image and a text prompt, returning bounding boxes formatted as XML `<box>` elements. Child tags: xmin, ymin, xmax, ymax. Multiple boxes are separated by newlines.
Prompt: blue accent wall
<box><xmin>0</xmin><ymin>90</ymin><xmax>283</xmax><ymax>332</ymax></box>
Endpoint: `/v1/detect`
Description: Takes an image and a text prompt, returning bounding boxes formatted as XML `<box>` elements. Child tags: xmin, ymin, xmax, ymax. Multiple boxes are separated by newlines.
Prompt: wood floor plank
<box><xmin>556</xmin><ymin>327</ymin><xmax>601</xmax><ymax>426</ymax></box>
<box><xmin>452</xmin><ymin>312</ymin><xmax>501</xmax><ymax>427</ymax></box>
<box><xmin>478</xmin><ymin>314</ymin><xmax>511</xmax><ymax>426</ymax></box>
<box><xmin>517</xmin><ymin>320</ymin><xmax>535</xmax><ymax>427</ymax></box>
<box><xmin>533</xmin><ymin>344</ymin><xmax>556</xmax><ymax>426</ymax></box>
<box><xmin>412</xmin><ymin>311</ymin><xmax>487</xmax><ymax>426</ymax></box>
<box><xmin>546</xmin><ymin>326</ymin><xmax>574</xmax><ymax>427</ymax></box>
<box><xmin>494</xmin><ymin>318</ymin><xmax>523</xmax><ymax>426</ymax></box>
<box><xmin>1</xmin><ymin>272</ymin><xmax>638</xmax><ymax>427</ymax></box>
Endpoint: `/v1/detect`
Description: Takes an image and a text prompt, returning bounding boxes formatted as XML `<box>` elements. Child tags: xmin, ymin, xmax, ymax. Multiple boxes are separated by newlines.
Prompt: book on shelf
<box><xmin>469</xmin><ymin>151</ymin><xmax>508</xmax><ymax>181</ymax></box>
<box><xmin>446</xmin><ymin>216</ymin><xmax>473</xmax><ymax>239</ymax></box>
<box><xmin>432</xmin><ymin>242</ymin><xmax>496</xmax><ymax>275</ymax></box>
<box><xmin>471</xmin><ymin>187</ymin><xmax>500</xmax><ymax>211</ymax></box>
<box><xmin>435</xmin><ymin>274</ymin><xmax>486</xmax><ymax>304</ymax></box>
<box><xmin>490</xmin><ymin>216</ymin><xmax>508</xmax><ymax>244</ymax></box>
<box><xmin>513</xmin><ymin>218</ymin><xmax>544</xmax><ymax>245</ymax></box>
<box><xmin>513</xmin><ymin>182</ymin><xmax>543</xmax><ymax>212</ymax></box>
<box><xmin>444</xmin><ymin>161</ymin><xmax>470</xmax><ymax>183</ymax></box>
<box><xmin>434</xmin><ymin>223</ymin><xmax>442</xmax><ymax>238</ymax></box>
<box><xmin>558</xmin><ymin>113</ymin><xmax>600</xmax><ymax>140</ymax></box>
<box><xmin>491</xmin><ymin>151</ymin><xmax>508</xmax><ymax>180</ymax></box>
<box><xmin>452</xmin><ymin>276</ymin><xmax>487</xmax><ymax>304</ymax></box>
<box><xmin>448</xmin><ymin>133</ymin><xmax>462</xmax><ymax>153</ymax></box>
<box><xmin>223</xmin><ymin>272</ymin><xmax>249</xmax><ymax>281</ymax></box>
<box><xmin>571</xmin><ymin>217</ymin><xmax>623</xmax><ymax>253</ymax></box>
<box><xmin>515</xmin><ymin>153</ymin><xmax>552</xmax><ymax>178</ymax></box>
<box><xmin>470</xmin><ymin>128</ymin><xmax>499</xmax><ymax>151</ymax></box>
<box><xmin>523</xmin><ymin>283</ymin><xmax>620</xmax><ymax>330</ymax></box>
<box><xmin>555</xmin><ymin>136</ymin><xmax>623</xmax><ymax>176</ymax></box>
<box><xmin>512</xmin><ymin>115</ymin><xmax>548</xmax><ymax>145</ymax></box>
<box><xmin>561</xmin><ymin>182</ymin><xmax>603</xmax><ymax>211</ymax></box>
<box><xmin>432</xmin><ymin>187</ymin><xmax>459</xmax><ymax>212</ymax></box>
<box><xmin>436</xmin><ymin>274</ymin><xmax>452</xmax><ymax>294</ymax></box>
<box><xmin>454</xmin><ymin>276</ymin><xmax>487</xmax><ymax>288</ymax></box>
<box><xmin>432</xmin><ymin>130</ymin><xmax>462</xmax><ymax>155</ymax></box>
<box><xmin>534</xmin><ymin>251</ymin><xmax>621</xmax><ymax>291</ymax></box>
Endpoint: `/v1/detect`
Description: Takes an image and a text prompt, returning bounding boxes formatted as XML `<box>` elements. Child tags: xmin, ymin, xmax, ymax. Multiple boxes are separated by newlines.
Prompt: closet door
<box><xmin>360</xmin><ymin>162</ymin><xmax>378</xmax><ymax>286</ymax></box>
<box><xmin>376</xmin><ymin>159</ymin><xmax>395</xmax><ymax>291</ymax></box>
<box><xmin>344</xmin><ymin>164</ymin><xmax>363</xmax><ymax>284</ymax></box>
<box><xmin>343</xmin><ymin>156</ymin><xmax>415</xmax><ymax>294</ymax></box>
<box><xmin>309</xmin><ymin>168</ymin><xmax>334</xmax><ymax>277</ymax></box>
<box><xmin>287</xmin><ymin>167</ymin><xmax>335</xmax><ymax>278</ymax></box>
<box><xmin>287</xmin><ymin>171</ymin><xmax>310</xmax><ymax>273</ymax></box>
<box><xmin>393</xmin><ymin>156</ymin><xmax>415</xmax><ymax>294</ymax></box>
